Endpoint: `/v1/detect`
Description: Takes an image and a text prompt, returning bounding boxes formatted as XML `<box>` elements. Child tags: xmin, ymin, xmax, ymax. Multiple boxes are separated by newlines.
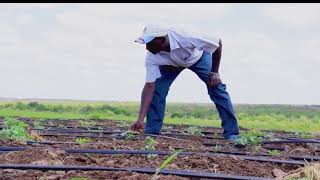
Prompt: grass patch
<box><xmin>0</xmin><ymin>117</ymin><xmax>32</xmax><ymax>141</ymax></box>
<box><xmin>75</xmin><ymin>137</ymin><xmax>92</xmax><ymax>145</ymax></box>
<box><xmin>234</xmin><ymin>129</ymin><xmax>264</xmax><ymax>146</ymax></box>
<box><xmin>0</xmin><ymin>101</ymin><xmax>319</xmax><ymax>133</ymax></box>
<box><xmin>186</xmin><ymin>126</ymin><xmax>203</xmax><ymax>136</ymax></box>
<box><xmin>267</xmin><ymin>149</ymin><xmax>281</xmax><ymax>156</ymax></box>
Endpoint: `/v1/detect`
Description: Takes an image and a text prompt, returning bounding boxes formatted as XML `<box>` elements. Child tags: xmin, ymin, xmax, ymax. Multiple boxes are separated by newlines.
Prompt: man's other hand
<box><xmin>209</xmin><ymin>72</ymin><xmax>222</xmax><ymax>88</ymax></box>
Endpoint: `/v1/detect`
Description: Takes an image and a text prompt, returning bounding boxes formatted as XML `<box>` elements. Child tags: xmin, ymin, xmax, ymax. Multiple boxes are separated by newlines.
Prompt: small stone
<box><xmin>272</xmin><ymin>168</ymin><xmax>286</xmax><ymax>177</ymax></box>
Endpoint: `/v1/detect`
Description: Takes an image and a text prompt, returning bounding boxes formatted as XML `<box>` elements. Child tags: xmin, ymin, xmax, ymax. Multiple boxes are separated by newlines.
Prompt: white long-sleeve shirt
<box><xmin>145</xmin><ymin>27</ymin><xmax>220</xmax><ymax>82</ymax></box>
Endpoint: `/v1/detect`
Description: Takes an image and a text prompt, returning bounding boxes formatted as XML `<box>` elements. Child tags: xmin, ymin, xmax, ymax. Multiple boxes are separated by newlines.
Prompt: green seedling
<box><xmin>0</xmin><ymin>117</ymin><xmax>32</xmax><ymax>141</ymax></box>
<box><xmin>120</xmin><ymin>130</ymin><xmax>137</xmax><ymax>140</ymax></box>
<box><xmin>267</xmin><ymin>149</ymin><xmax>281</xmax><ymax>156</ymax></box>
<box><xmin>152</xmin><ymin>149</ymin><xmax>182</xmax><ymax>180</ymax></box>
<box><xmin>79</xmin><ymin>120</ymin><xmax>96</xmax><ymax>129</ymax></box>
<box><xmin>294</xmin><ymin>131</ymin><xmax>315</xmax><ymax>139</ymax></box>
<box><xmin>212</xmin><ymin>132</ymin><xmax>220</xmax><ymax>139</ymax></box>
<box><xmin>88</xmin><ymin>113</ymin><xmax>101</xmax><ymax>120</ymax></box>
<box><xmin>68</xmin><ymin>178</ymin><xmax>90</xmax><ymax>180</ymax></box>
<box><xmin>234</xmin><ymin>129</ymin><xmax>263</xmax><ymax>146</ymax></box>
<box><xmin>263</xmin><ymin>132</ymin><xmax>274</xmax><ymax>141</ymax></box>
<box><xmin>144</xmin><ymin>136</ymin><xmax>158</xmax><ymax>159</ymax></box>
<box><xmin>75</xmin><ymin>137</ymin><xmax>92</xmax><ymax>145</ymax></box>
<box><xmin>246</xmin><ymin>129</ymin><xmax>274</xmax><ymax>140</ymax></box>
<box><xmin>33</xmin><ymin>121</ymin><xmax>44</xmax><ymax>129</ymax></box>
<box><xmin>118</xmin><ymin>121</ymin><xmax>129</xmax><ymax>127</ymax></box>
<box><xmin>186</xmin><ymin>126</ymin><xmax>203</xmax><ymax>136</ymax></box>
<box><xmin>213</xmin><ymin>145</ymin><xmax>222</xmax><ymax>153</ymax></box>
<box><xmin>252</xmin><ymin>145</ymin><xmax>262</xmax><ymax>155</ymax></box>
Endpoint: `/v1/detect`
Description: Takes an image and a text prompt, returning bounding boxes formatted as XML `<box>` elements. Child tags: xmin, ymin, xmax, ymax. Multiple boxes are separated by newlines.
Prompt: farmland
<box><xmin>0</xmin><ymin>100</ymin><xmax>319</xmax><ymax>179</ymax></box>
<box><xmin>0</xmin><ymin>100</ymin><xmax>320</xmax><ymax>132</ymax></box>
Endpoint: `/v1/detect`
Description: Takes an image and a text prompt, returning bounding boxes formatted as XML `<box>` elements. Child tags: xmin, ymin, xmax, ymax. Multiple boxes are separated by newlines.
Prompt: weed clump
<box><xmin>0</xmin><ymin>117</ymin><xmax>32</xmax><ymax>141</ymax></box>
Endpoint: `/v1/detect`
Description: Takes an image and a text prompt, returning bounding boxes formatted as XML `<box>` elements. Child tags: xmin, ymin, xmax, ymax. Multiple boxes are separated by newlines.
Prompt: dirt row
<box><xmin>0</xmin><ymin>117</ymin><xmax>319</xmax><ymax>179</ymax></box>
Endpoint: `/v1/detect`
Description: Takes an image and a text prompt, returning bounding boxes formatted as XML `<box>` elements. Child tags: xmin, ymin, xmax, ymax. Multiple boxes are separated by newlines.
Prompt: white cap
<box><xmin>135</xmin><ymin>24</ymin><xmax>168</xmax><ymax>44</ymax></box>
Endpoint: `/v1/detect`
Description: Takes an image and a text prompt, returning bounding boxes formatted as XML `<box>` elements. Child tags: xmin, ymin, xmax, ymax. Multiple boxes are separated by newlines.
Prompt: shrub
<box><xmin>0</xmin><ymin>117</ymin><xmax>31</xmax><ymax>141</ymax></box>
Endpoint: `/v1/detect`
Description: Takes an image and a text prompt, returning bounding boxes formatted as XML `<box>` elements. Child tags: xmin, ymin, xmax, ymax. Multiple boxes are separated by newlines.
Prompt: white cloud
<box><xmin>264</xmin><ymin>3</ymin><xmax>320</xmax><ymax>27</ymax></box>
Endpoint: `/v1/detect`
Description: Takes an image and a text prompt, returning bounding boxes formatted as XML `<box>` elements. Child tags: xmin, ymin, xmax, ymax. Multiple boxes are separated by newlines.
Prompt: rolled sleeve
<box><xmin>190</xmin><ymin>36</ymin><xmax>220</xmax><ymax>54</ymax></box>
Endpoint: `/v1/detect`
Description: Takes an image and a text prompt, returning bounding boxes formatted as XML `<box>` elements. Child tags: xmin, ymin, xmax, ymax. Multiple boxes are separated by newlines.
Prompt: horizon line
<box><xmin>0</xmin><ymin>97</ymin><xmax>319</xmax><ymax>106</ymax></box>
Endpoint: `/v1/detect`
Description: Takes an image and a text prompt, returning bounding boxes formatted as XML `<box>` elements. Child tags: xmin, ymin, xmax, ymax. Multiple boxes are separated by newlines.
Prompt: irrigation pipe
<box><xmin>262</xmin><ymin>139</ymin><xmax>320</xmax><ymax>144</ymax></box>
<box><xmin>27</xmin><ymin>141</ymin><xmax>310</xmax><ymax>160</ymax></box>
<box><xmin>0</xmin><ymin>164</ymin><xmax>273</xmax><ymax>180</ymax></box>
<box><xmin>0</xmin><ymin>146</ymin><xmax>307</xmax><ymax>165</ymax></box>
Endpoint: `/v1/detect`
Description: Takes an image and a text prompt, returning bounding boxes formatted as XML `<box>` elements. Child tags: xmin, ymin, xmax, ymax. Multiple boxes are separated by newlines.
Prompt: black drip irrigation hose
<box><xmin>0</xmin><ymin>151</ymin><xmax>9</xmax><ymax>154</ymax></box>
<box><xmin>0</xmin><ymin>146</ymin><xmax>27</xmax><ymax>151</ymax></box>
<box><xmin>262</xmin><ymin>146</ymin><xmax>286</xmax><ymax>151</ymax></box>
<box><xmin>262</xmin><ymin>139</ymin><xmax>320</xmax><ymax>144</ymax></box>
<box><xmin>33</xmin><ymin>128</ymin><xmax>122</xmax><ymax>134</ymax></box>
<box><xmin>28</xmin><ymin>141</ymin><xmax>311</xmax><ymax>160</ymax></box>
<box><xmin>38</xmin><ymin>133</ymin><xmax>129</xmax><ymax>139</ymax></box>
<box><xmin>34</xmin><ymin>125</ymin><xmax>119</xmax><ymax>131</ymax></box>
<box><xmin>0</xmin><ymin>146</ymin><xmax>308</xmax><ymax>165</ymax></box>
<box><xmin>0</xmin><ymin>164</ymin><xmax>274</xmax><ymax>180</ymax></box>
<box><xmin>27</xmin><ymin>141</ymin><xmax>79</xmax><ymax>145</ymax></box>
<box><xmin>64</xmin><ymin>149</ymin><xmax>314</xmax><ymax>165</ymax></box>
<box><xmin>206</xmin><ymin>150</ymin><xmax>320</xmax><ymax>161</ymax></box>
<box><xmin>12</xmin><ymin>117</ymin><xmax>302</xmax><ymax>135</ymax></box>
<box><xmin>286</xmin><ymin>137</ymin><xmax>320</xmax><ymax>141</ymax></box>
<box><xmin>173</xmin><ymin>145</ymin><xmax>286</xmax><ymax>152</ymax></box>
<box><xmin>31</xmin><ymin>127</ymin><xmax>320</xmax><ymax>142</ymax></box>
<box><xmin>203</xmin><ymin>139</ymin><xmax>320</xmax><ymax>148</ymax></box>
<box><xmin>38</xmin><ymin>132</ymin><xmax>192</xmax><ymax>142</ymax></box>
<box><xmin>202</xmin><ymin>142</ymin><xmax>286</xmax><ymax>151</ymax></box>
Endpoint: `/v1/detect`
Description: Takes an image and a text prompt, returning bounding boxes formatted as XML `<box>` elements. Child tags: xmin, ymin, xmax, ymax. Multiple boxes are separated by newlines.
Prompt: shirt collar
<box><xmin>168</xmin><ymin>31</ymin><xmax>180</xmax><ymax>51</ymax></box>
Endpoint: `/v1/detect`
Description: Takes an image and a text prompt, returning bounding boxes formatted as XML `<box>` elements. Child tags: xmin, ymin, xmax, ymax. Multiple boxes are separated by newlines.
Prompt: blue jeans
<box><xmin>144</xmin><ymin>51</ymin><xmax>239</xmax><ymax>139</ymax></box>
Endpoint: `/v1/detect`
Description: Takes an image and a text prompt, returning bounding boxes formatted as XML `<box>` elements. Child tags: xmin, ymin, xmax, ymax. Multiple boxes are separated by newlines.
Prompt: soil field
<box><xmin>0</xmin><ymin>117</ymin><xmax>319</xmax><ymax>179</ymax></box>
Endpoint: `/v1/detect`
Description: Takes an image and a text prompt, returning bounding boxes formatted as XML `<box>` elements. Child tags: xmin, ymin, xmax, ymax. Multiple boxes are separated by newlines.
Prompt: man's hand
<box><xmin>208</xmin><ymin>72</ymin><xmax>222</xmax><ymax>88</ymax></box>
<box><xmin>131</xmin><ymin>120</ymin><xmax>144</xmax><ymax>132</ymax></box>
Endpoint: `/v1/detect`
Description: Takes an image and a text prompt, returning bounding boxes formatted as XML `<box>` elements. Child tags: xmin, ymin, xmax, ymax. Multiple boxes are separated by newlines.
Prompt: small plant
<box><xmin>144</xmin><ymin>136</ymin><xmax>158</xmax><ymax>159</ymax></box>
<box><xmin>234</xmin><ymin>130</ymin><xmax>263</xmax><ymax>146</ymax></box>
<box><xmin>263</xmin><ymin>132</ymin><xmax>274</xmax><ymax>141</ymax></box>
<box><xmin>0</xmin><ymin>117</ymin><xmax>32</xmax><ymax>141</ymax></box>
<box><xmin>120</xmin><ymin>130</ymin><xmax>137</xmax><ymax>140</ymax></box>
<box><xmin>152</xmin><ymin>150</ymin><xmax>182</xmax><ymax>180</ymax></box>
<box><xmin>213</xmin><ymin>145</ymin><xmax>222</xmax><ymax>153</ymax></box>
<box><xmin>79</xmin><ymin>120</ymin><xmax>96</xmax><ymax>129</ymax></box>
<box><xmin>252</xmin><ymin>145</ymin><xmax>262</xmax><ymax>155</ymax></box>
<box><xmin>212</xmin><ymin>132</ymin><xmax>220</xmax><ymax>139</ymax></box>
<box><xmin>294</xmin><ymin>132</ymin><xmax>315</xmax><ymax>139</ymax></box>
<box><xmin>88</xmin><ymin>113</ymin><xmax>101</xmax><ymax>120</ymax></box>
<box><xmin>145</xmin><ymin>136</ymin><xmax>157</xmax><ymax>150</ymax></box>
<box><xmin>267</xmin><ymin>149</ymin><xmax>281</xmax><ymax>156</ymax></box>
<box><xmin>33</xmin><ymin>121</ymin><xmax>44</xmax><ymax>129</ymax></box>
<box><xmin>68</xmin><ymin>178</ymin><xmax>90</xmax><ymax>180</ymax></box>
<box><xmin>186</xmin><ymin>126</ymin><xmax>203</xmax><ymax>136</ymax></box>
<box><xmin>58</xmin><ymin>124</ymin><xmax>65</xmax><ymax>128</ymax></box>
<box><xmin>245</xmin><ymin>129</ymin><xmax>274</xmax><ymax>140</ymax></box>
<box><xmin>118</xmin><ymin>121</ymin><xmax>129</xmax><ymax>127</ymax></box>
<box><xmin>75</xmin><ymin>137</ymin><xmax>92</xmax><ymax>145</ymax></box>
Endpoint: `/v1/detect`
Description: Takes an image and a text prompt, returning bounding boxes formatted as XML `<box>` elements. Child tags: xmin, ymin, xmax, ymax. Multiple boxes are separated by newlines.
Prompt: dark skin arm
<box><xmin>208</xmin><ymin>39</ymin><xmax>222</xmax><ymax>88</ymax></box>
<box><xmin>131</xmin><ymin>82</ymin><xmax>155</xmax><ymax>132</ymax></box>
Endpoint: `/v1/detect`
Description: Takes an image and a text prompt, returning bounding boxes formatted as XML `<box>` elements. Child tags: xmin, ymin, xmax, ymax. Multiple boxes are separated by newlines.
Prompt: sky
<box><xmin>0</xmin><ymin>3</ymin><xmax>320</xmax><ymax>105</ymax></box>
